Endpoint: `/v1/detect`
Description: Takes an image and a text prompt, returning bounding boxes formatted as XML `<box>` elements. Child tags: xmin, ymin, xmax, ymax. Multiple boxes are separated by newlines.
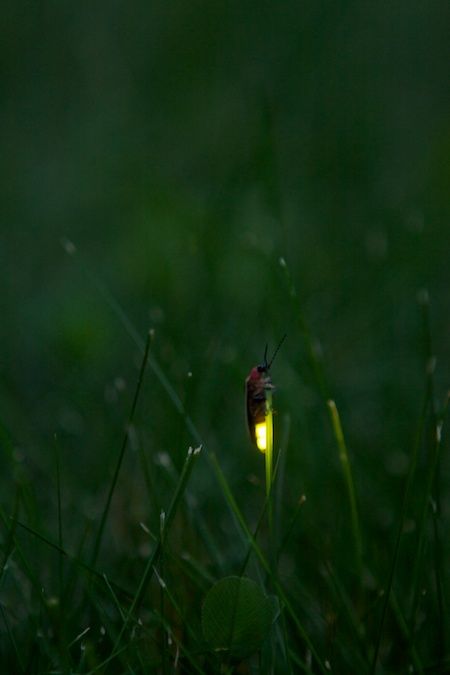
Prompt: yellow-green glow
<box><xmin>255</xmin><ymin>422</ymin><xmax>267</xmax><ymax>452</ymax></box>
<box><xmin>264</xmin><ymin>393</ymin><xmax>273</xmax><ymax>501</ymax></box>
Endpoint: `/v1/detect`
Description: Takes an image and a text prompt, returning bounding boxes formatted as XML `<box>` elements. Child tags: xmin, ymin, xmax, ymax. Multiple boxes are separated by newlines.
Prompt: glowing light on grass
<box><xmin>255</xmin><ymin>422</ymin><xmax>267</xmax><ymax>452</ymax></box>
<box><xmin>249</xmin><ymin>395</ymin><xmax>273</xmax><ymax>495</ymax></box>
<box><xmin>264</xmin><ymin>392</ymin><xmax>273</xmax><ymax>499</ymax></box>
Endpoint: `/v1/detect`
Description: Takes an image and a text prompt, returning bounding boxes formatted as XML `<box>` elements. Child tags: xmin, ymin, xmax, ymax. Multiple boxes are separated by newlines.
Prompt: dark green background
<box><xmin>1</xmin><ymin>2</ymin><xmax>449</xmax><ymax>671</ymax></box>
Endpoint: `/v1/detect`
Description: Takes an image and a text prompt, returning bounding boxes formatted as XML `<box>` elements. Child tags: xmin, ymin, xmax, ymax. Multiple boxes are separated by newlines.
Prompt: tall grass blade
<box><xmin>53</xmin><ymin>434</ymin><xmax>64</xmax><ymax>604</ymax></box>
<box><xmin>98</xmin><ymin>445</ymin><xmax>202</xmax><ymax>671</ymax></box>
<box><xmin>327</xmin><ymin>399</ymin><xmax>363</xmax><ymax>577</ymax></box>
<box><xmin>408</xmin><ymin>292</ymin><xmax>447</xmax><ymax>663</ymax></box>
<box><xmin>0</xmin><ymin>603</ymin><xmax>24</xmax><ymax>674</ymax></box>
<box><xmin>13</xmin><ymin>518</ymin><xmax>133</xmax><ymax>603</ymax></box>
<box><xmin>370</xmin><ymin>387</ymin><xmax>430</xmax><ymax>674</ymax></box>
<box><xmin>90</xmin><ymin>329</ymin><xmax>152</xmax><ymax>569</ymax></box>
<box><xmin>209</xmin><ymin>453</ymin><xmax>328</xmax><ymax>675</ymax></box>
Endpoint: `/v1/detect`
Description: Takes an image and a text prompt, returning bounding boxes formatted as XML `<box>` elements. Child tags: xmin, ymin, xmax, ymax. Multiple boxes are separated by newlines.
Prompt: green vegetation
<box><xmin>1</xmin><ymin>2</ymin><xmax>449</xmax><ymax>673</ymax></box>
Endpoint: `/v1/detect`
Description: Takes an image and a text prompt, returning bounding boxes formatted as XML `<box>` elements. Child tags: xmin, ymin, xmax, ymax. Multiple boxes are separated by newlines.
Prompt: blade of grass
<box><xmin>408</xmin><ymin>292</ymin><xmax>447</xmax><ymax>663</ymax></box>
<box><xmin>274</xmin><ymin>413</ymin><xmax>291</xmax><ymax>545</ymax></box>
<box><xmin>13</xmin><ymin>518</ymin><xmax>133</xmax><ymax>604</ymax></box>
<box><xmin>209</xmin><ymin>452</ymin><xmax>328</xmax><ymax>675</ymax></box>
<box><xmin>265</xmin><ymin>390</ymin><xmax>274</xmax><ymax>540</ymax></box>
<box><xmin>152</xmin><ymin>564</ymin><xmax>204</xmax><ymax>659</ymax></box>
<box><xmin>239</xmin><ymin>439</ymin><xmax>285</xmax><ymax>577</ymax></box>
<box><xmin>103</xmin><ymin>573</ymin><xmax>127</xmax><ymax>622</ymax></box>
<box><xmin>159</xmin><ymin>510</ymin><xmax>167</xmax><ymax>675</ymax></box>
<box><xmin>90</xmin><ymin>329</ymin><xmax>153</xmax><ymax>569</ymax></box>
<box><xmin>0</xmin><ymin>489</ymin><xmax>20</xmax><ymax>583</ymax></box>
<box><xmin>276</xmin><ymin>494</ymin><xmax>306</xmax><ymax>564</ymax></box>
<box><xmin>0</xmin><ymin>504</ymin><xmax>57</xmax><ymax>662</ymax></box>
<box><xmin>1</xmin><ymin>507</ymin><xmax>46</xmax><ymax>602</ymax></box>
<box><xmin>370</xmin><ymin>384</ymin><xmax>430</xmax><ymax>674</ymax></box>
<box><xmin>322</xmin><ymin>562</ymin><xmax>367</xmax><ymax>655</ymax></box>
<box><xmin>390</xmin><ymin>590</ymin><xmax>424</xmax><ymax>674</ymax></box>
<box><xmin>0</xmin><ymin>603</ymin><xmax>25</xmax><ymax>674</ymax></box>
<box><xmin>133</xmin><ymin>446</ymin><xmax>202</xmax><ymax>612</ymax></box>
<box><xmin>408</xmin><ymin>399</ymin><xmax>448</xmax><ymax>641</ymax></box>
<box><xmin>90</xmin><ymin>445</ymin><xmax>202</xmax><ymax>673</ymax></box>
<box><xmin>327</xmin><ymin>399</ymin><xmax>363</xmax><ymax>578</ymax></box>
<box><xmin>148</xmin><ymin>612</ymin><xmax>206</xmax><ymax>675</ymax></box>
<box><xmin>53</xmin><ymin>434</ymin><xmax>64</xmax><ymax>606</ymax></box>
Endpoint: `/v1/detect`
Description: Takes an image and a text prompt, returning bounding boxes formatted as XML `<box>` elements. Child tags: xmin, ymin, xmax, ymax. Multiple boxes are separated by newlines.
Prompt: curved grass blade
<box><xmin>90</xmin><ymin>329</ymin><xmax>153</xmax><ymax>569</ymax></box>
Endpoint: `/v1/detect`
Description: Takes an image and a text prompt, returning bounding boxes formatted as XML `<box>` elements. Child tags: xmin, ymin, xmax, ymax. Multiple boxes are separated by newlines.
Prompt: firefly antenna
<box><xmin>267</xmin><ymin>333</ymin><xmax>287</xmax><ymax>370</ymax></box>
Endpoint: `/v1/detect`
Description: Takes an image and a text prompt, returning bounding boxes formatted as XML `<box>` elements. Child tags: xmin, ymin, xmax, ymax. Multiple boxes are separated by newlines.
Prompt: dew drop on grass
<box><xmin>155</xmin><ymin>452</ymin><xmax>172</xmax><ymax>468</ymax></box>
<box><xmin>61</xmin><ymin>237</ymin><xmax>77</xmax><ymax>255</ymax></box>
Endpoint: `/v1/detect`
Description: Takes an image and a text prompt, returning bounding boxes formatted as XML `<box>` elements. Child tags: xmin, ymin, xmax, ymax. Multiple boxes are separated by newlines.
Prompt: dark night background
<box><xmin>1</xmin><ymin>2</ymin><xmax>449</xmax><ymax>672</ymax></box>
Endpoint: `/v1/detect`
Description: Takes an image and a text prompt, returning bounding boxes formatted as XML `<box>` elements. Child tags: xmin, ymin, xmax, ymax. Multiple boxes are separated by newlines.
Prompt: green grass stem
<box><xmin>53</xmin><ymin>434</ymin><xmax>64</xmax><ymax>607</ymax></box>
<box><xmin>370</xmin><ymin>387</ymin><xmax>430</xmax><ymax>674</ymax></box>
<box><xmin>407</xmin><ymin>292</ymin><xmax>447</xmax><ymax>660</ymax></box>
<box><xmin>0</xmin><ymin>603</ymin><xmax>24</xmax><ymax>674</ymax></box>
<box><xmin>90</xmin><ymin>329</ymin><xmax>153</xmax><ymax>569</ymax></box>
<box><xmin>327</xmin><ymin>399</ymin><xmax>363</xmax><ymax>578</ymax></box>
<box><xmin>91</xmin><ymin>445</ymin><xmax>201</xmax><ymax>673</ymax></box>
<box><xmin>210</xmin><ymin>452</ymin><xmax>328</xmax><ymax>675</ymax></box>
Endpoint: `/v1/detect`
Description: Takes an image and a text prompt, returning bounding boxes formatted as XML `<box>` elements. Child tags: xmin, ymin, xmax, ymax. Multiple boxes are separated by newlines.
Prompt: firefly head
<box><xmin>256</xmin><ymin>358</ymin><xmax>268</xmax><ymax>375</ymax></box>
<box><xmin>259</xmin><ymin>334</ymin><xmax>287</xmax><ymax>373</ymax></box>
<box><xmin>247</xmin><ymin>335</ymin><xmax>286</xmax><ymax>382</ymax></box>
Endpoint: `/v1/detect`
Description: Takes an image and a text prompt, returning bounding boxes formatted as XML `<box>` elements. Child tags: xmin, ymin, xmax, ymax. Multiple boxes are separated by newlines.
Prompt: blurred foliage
<box><xmin>1</xmin><ymin>1</ymin><xmax>449</xmax><ymax>672</ymax></box>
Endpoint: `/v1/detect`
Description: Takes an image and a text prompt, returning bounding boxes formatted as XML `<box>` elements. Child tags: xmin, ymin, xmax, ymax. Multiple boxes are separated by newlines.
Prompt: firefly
<box><xmin>246</xmin><ymin>335</ymin><xmax>286</xmax><ymax>453</ymax></box>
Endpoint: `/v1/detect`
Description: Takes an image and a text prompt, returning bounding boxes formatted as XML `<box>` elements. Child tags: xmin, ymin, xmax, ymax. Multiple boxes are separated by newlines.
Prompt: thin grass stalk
<box><xmin>0</xmin><ymin>603</ymin><xmax>25</xmax><ymax>674</ymax></box>
<box><xmin>265</xmin><ymin>389</ymin><xmax>274</xmax><ymax>535</ymax></box>
<box><xmin>0</xmin><ymin>490</ymin><xmax>20</xmax><ymax>583</ymax></box>
<box><xmin>408</xmin><ymin>401</ymin><xmax>448</xmax><ymax>637</ymax></box>
<box><xmin>327</xmin><ymin>399</ymin><xmax>363</xmax><ymax>578</ymax></box>
<box><xmin>159</xmin><ymin>510</ymin><xmax>168</xmax><ymax>675</ymax></box>
<box><xmin>151</xmin><ymin>614</ymin><xmax>205</xmax><ymax>674</ymax></box>
<box><xmin>103</xmin><ymin>573</ymin><xmax>126</xmax><ymax>622</ymax></box>
<box><xmin>96</xmin><ymin>446</ymin><xmax>201</xmax><ymax>672</ymax></box>
<box><xmin>370</xmin><ymin>387</ymin><xmax>430</xmax><ymax>674</ymax></box>
<box><xmin>322</xmin><ymin>562</ymin><xmax>368</xmax><ymax>664</ymax></box>
<box><xmin>390</xmin><ymin>591</ymin><xmax>424</xmax><ymax>674</ymax></box>
<box><xmin>276</xmin><ymin>495</ymin><xmax>306</xmax><ymax>565</ymax></box>
<box><xmin>274</xmin><ymin>413</ymin><xmax>291</xmax><ymax>546</ymax></box>
<box><xmin>90</xmin><ymin>329</ymin><xmax>152</xmax><ymax>569</ymax></box>
<box><xmin>210</xmin><ymin>453</ymin><xmax>328</xmax><ymax>675</ymax></box>
<box><xmin>53</xmin><ymin>434</ymin><xmax>64</xmax><ymax>606</ymax></box>
<box><xmin>239</xmin><ymin>440</ymin><xmax>287</xmax><ymax>580</ymax></box>
<box><xmin>14</xmin><ymin>519</ymin><xmax>133</xmax><ymax>604</ymax></box>
<box><xmin>412</xmin><ymin>291</ymin><xmax>447</xmax><ymax>662</ymax></box>
<box><xmin>152</xmin><ymin>565</ymin><xmax>201</xmax><ymax>651</ymax></box>
<box><xmin>1</xmin><ymin>509</ymin><xmax>47</xmax><ymax>605</ymax></box>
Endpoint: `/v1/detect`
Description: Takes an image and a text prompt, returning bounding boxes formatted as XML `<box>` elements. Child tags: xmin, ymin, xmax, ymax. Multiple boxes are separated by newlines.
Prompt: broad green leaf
<box><xmin>202</xmin><ymin>576</ymin><xmax>277</xmax><ymax>661</ymax></box>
